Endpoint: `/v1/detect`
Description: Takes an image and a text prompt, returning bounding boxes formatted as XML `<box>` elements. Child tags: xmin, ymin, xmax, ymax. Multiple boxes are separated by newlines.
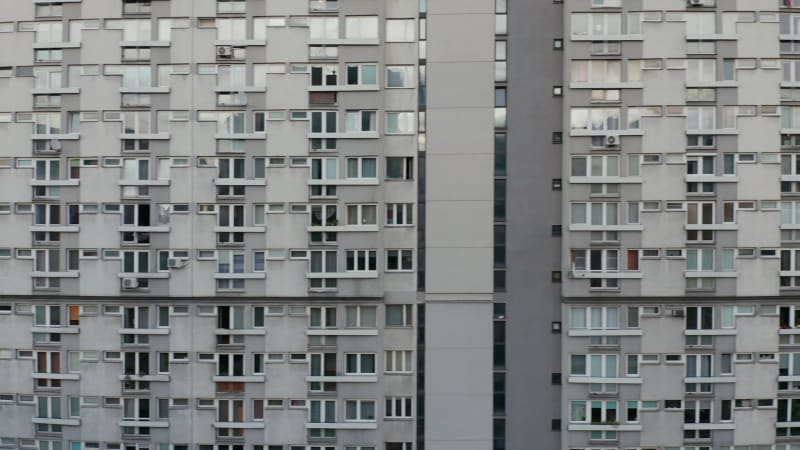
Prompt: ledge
<box><xmin>215</xmin><ymin>133</ymin><xmax>266</xmax><ymax>140</ymax></box>
<box><xmin>305</xmin><ymin>375</ymin><xmax>377</xmax><ymax>383</ymax></box>
<box><xmin>117</xmin><ymin>226</ymin><xmax>170</xmax><ymax>233</ymax></box>
<box><xmin>568</xmin><ymin>225</ymin><xmax>643</xmax><ymax>232</ymax></box>
<box><xmin>214</xmin><ymin>329</ymin><xmax>266</xmax><ymax>335</ymax></box>
<box><xmin>118</xmin><ymin>328</ymin><xmax>170</xmax><ymax>335</ymax></box>
<box><xmin>118</xmin><ymin>374</ymin><xmax>170</xmax><ymax>382</ymax></box>
<box><xmin>212</xmin><ymin>421</ymin><xmax>265</xmax><ymax>428</ymax></box>
<box><xmin>306</xmin><ymin>225</ymin><xmax>380</xmax><ymax>233</ymax></box>
<box><xmin>213</xmin><ymin>226</ymin><xmax>265</xmax><ymax>233</ymax></box>
<box><xmin>120</xmin><ymin>41</ymin><xmax>171</xmax><ymax>47</ymax></box>
<box><xmin>568</xmin><ymin>424</ymin><xmax>642</xmax><ymax>431</ymax></box>
<box><xmin>213</xmin><ymin>273</ymin><xmax>266</xmax><ymax>280</ymax></box>
<box><xmin>307</xmin><ymin>179</ymin><xmax>380</xmax><ymax>186</ymax></box>
<box><xmin>119</xmin><ymin>87</ymin><xmax>170</xmax><ymax>94</ymax></box>
<box><xmin>31</xmin><ymin>87</ymin><xmax>80</xmax><ymax>95</ymax></box>
<box><xmin>32</xmin><ymin>373</ymin><xmax>80</xmax><ymax>380</ymax></box>
<box><xmin>307</xmin><ymin>132</ymin><xmax>379</xmax><ymax>139</ymax></box>
<box><xmin>32</xmin><ymin>42</ymin><xmax>80</xmax><ymax>49</ymax></box>
<box><xmin>569</xmin><ymin>271</ymin><xmax>642</xmax><ymax>279</ymax></box>
<box><xmin>306</xmin><ymin>422</ymin><xmax>378</xmax><ymax>429</ymax></box>
<box><xmin>213</xmin><ymin>179</ymin><xmax>266</xmax><ymax>186</ymax></box>
<box><xmin>119</xmin><ymin>133</ymin><xmax>171</xmax><ymax>140</ymax></box>
<box><xmin>30</xmin><ymin>326</ymin><xmax>79</xmax><ymax>334</ymax></box>
<box><xmin>31</xmin><ymin>133</ymin><xmax>80</xmax><ymax>140</ymax></box>
<box><xmin>685</xmin><ymin>271</ymin><xmax>738</xmax><ymax>278</ymax></box>
<box><xmin>306</xmin><ymin>329</ymin><xmax>379</xmax><ymax>336</ymax></box>
<box><xmin>117</xmin><ymin>180</ymin><xmax>170</xmax><ymax>186</ymax></box>
<box><xmin>308</xmin><ymin>85</ymin><xmax>380</xmax><ymax>92</ymax></box>
<box><xmin>569</xmin><ymin>82</ymin><xmax>644</xmax><ymax>89</ymax></box>
<box><xmin>308</xmin><ymin>38</ymin><xmax>380</xmax><ymax>46</ymax></box>
<box><xmin>117</xmin><ymin>272</ymin><xmax>170</xmax><ymax>279</ymax></box>
<box><xmin>214</xmin><ymin>86</ymin><xmax>266</xmax><ymax>93</ymax></box>
<box><xmin>568</xmin><ymin>376</ymin><xmax>642</xmax><ymax>384</ymax></box>
<box><xmin>119</xmin><ymin>420</ymin><xmax>169</xmax><ymax>427</ymax></box>
<box><xmin>30</xmin><ymin>225</ymin><xmax>79</xmax><ymax>233</ymax></box>
<box><xmin>214</xmin><ymin>40</ymin><xmax>266</xmax><ymax>46</ymax></box>
<box><xmin>567</xmin><ymin>329</ymin><xmax>642</xmax><ymax>337</ymax></box>
<box><xmin>306</xmin><ymin>272</ymin><xmax>378</xmax><ymax>279</ymax></box>
<box><xmin>32</xmin><ymin>418</ymin><xmax>80</xmax><ymax>426</ymax></box>
<box><xmin>30</xmin><ymin>179</ymin><xmax>80</xmax><ymax>187</ymax></box>
<box><xmin>569</xmin><ymin>176</ymin><xmax>642</xmax><ymax>184</ymax></box>
<box><xmin>212</xmin><ymin>376</ymin><xmax>265</xmax><ymax>382</ymax></box>
<box><xmin>30</xmin><ymin>272</ymin><xmax>80</xmax><ymax>279</ymax></box>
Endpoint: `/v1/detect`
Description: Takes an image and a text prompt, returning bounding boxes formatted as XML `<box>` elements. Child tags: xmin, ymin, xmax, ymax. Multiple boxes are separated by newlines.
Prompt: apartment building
<box><xmin>0</xmin><ymin>0</ymin><xmax>436</xmax><ymax>449</ymax></box>
<box><xmin>561</xmin><ymin>0</ymin><xmax>800</xmax><ymax>449</ymax></box>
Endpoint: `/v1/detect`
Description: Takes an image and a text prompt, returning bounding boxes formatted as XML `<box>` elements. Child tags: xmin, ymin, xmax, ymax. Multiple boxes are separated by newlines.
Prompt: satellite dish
<box><xmin>49</xmin><ymin>139</ymin><xmax>62</xmax><ymax>151</ymax></box>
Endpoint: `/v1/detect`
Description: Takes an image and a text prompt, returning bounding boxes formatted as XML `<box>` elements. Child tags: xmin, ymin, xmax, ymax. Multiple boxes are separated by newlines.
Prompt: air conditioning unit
<box><xmin>217</xmin><ymin>45</ymin><xmax>233</xmax><ymax>58</ymax></box>
<box><xmin>122</xmin><ymin>277</ymin><xmax>139</xmax><ymax>289</ymax></box>
<box><xmin>167</xmin><ymin>258</ymin><xmax>186</xmax><ymax>269</ymax></box>
<box><xmin>670</xmin><ymin>309</ymin><xmax>686</xmax><ymax>318</ymax></box>
<box><xmin>604</xmin><ymin>135</ymin><xmax>619</xmax><ymax>147</ymax></box>
<box><xmin>687</xmin><ymin>0</ymin><xmax>703</xmax><ymax>6</ymax></box>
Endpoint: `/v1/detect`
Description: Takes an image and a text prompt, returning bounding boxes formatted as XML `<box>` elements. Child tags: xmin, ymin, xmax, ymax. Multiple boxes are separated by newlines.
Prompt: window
<box><xmin>346</xmin><ymin>157</ymin><xmax>377</xmax><ymax>179</ymax></box>
<box><xmin>386</xmin><ymin>66</ymin><xmax>414</xmax><ymax>88</ymax></box>
<box><xmin>216</xmin><ymin>18</ymin><xmax>247</xmax><ymax>41</ymax></box>
<box><xmin>385</xmin><ymin>397</ymin><xmax>412</xmax><ymax>418</ymax></box>
<box><xmin>345</xmin><ymin>353</ymin><xmax>376</xmax><ymax>374</ymax></box>
<box><xmin>570</xmin><ymin>354</ymin><xmax>618</xmax><ymax>378</ymax></box>
<box><xmin>385</xmin><ymin>350</ymin><xmax>412</xmax><ymax>373</ymax></box>
<box><xmin>569</xmin><ymin>108</ymin><xmax>620</xmax><ymax>131</ymax></box>
<box><xmin>386</xmin><ymin>203</ymin><xmax>413</xmax><ymax>225</ymax></box>
<box><xmin>309</xmin><ymin>399</ymin><xmax>336</xmax><ymax>423</ymax></box>
<box><xmin>569</xmin><ymin>306</ymin><xmax>619</xmax><ymax>330</ymax></box>
<box><xmin>345</xmin><ymin>306</ymin><xmax>377</xmax><ymax>328</ymax></box>
<box><xmin>346</xmin><ymin>204</ymin><xmax>377</xmax><ymax>225</ymax></box>
<box><xmin>385</xmin><ymin>19</ymin><xmax>414</xmax><ymax>42</ymax></box>
<box><xmin>345</xmin><ymin>399</ymin><xmax>376</xmax><ymax>421</ymax></box>
<box><xmin>687</xmin><ymin>59</ymin><xmax>716</xmax><ymax>83</ymax></box>
<box><xmin>217</xmin><ymin>354</ymin><xmax>245</xmax><ymax>377</ymax></box>
<box><xmin>686</xmin><ymin>12</ymin><xmax>716</xmax><ymax>36</ymax></box>
<box><xmin>346</xmin><ymin>64</ymin><xmax>377</xmax><ymax>86</ymax></box>
<box><xmin>216</xmin><ymin>399</ymin><xmax>245</xmax><ymax>438</ymax></box>
<box><xmin>569</xmin><ymin>400</ymin><xmax>618</xmax><ymax>424</ymax></box>
<box><xmin>345</xmin><ymin>110</ymin><xmax>377</xmax><ymax>132</ymax></box>
<box><xmin>386</xmin><ymin>305</ymin><xmax>413</xmax><ymax>327</ymax></box>
<box><xmin>217</xmin><ymin>306</ymin><xmax>245</xmax><ymax>330</ymax></box>
<box><xmin>686</xmin><ymin>354</ymin><xmax>713</xmax><ymax>394</ymax></box>
<box><xmin>687</xmin><ymin>107</ymin><xmax>716</xmax><ymax>131</ymax></box>
<box><xmin>309</xmin><ymin>306</ymin><xmax>337</xmax><ymax>329</ymax></box>
<box><xmin>386</xmin><ymin>112</ymin><xmax>415</xmax><ymax>134</ymax></box>
<box><xmin>570</xmin><ymin>13</ymin><xmax>622</xmax><ymax>37</ymax></box>
<box><xmin>686</xmin><ymin>306</ymin><xmax>713</xmax><ymax>330</ymax></box>
<box><xmin>217</xmin><ymin>251</ymin><xmax>246</xmax><ymax>290</ymax></box>
<box><xmin>34</xmin><ymin>305</ymin><xmax>61</xmax><ymax>327</ymax></box>
<box><xmin>311</xmin><ymin>158</ymin><xmax>339</xmax><ymax>180</ymax></box>
<box><xmin>346</xmin><ymin>249</ymin><xmax>377</xmax><ymax>272</ymax></box>
<box><xmin>386</xmin><ymin>249</ymin><xmax>413</xmax><ymax>271</ymax></box>
<box><xmin>571</xmin><ymin>155</ymin><xmax>630</xmax><ymax>177</ymax></box>
<box><xmin>570</xmin><ymin>60</ymin><xmax>621</xmax><ymax>83</ymax></box>
<box><xmin>386</xmin><ymin>157</ymin><xmax>413</xmax><ymax>180</ymax></box>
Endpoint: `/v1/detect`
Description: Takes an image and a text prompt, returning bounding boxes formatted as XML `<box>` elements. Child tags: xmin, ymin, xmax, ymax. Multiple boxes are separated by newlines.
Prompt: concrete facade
<box><xmin>0</xmin><ymin>0</ymin><xmax>421</xmax><ymax>448</ymax></box>
<box><xmin>561</xmin><ymin>1</ymin><xmax>800</xmax><ymax>449</ymax></box>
